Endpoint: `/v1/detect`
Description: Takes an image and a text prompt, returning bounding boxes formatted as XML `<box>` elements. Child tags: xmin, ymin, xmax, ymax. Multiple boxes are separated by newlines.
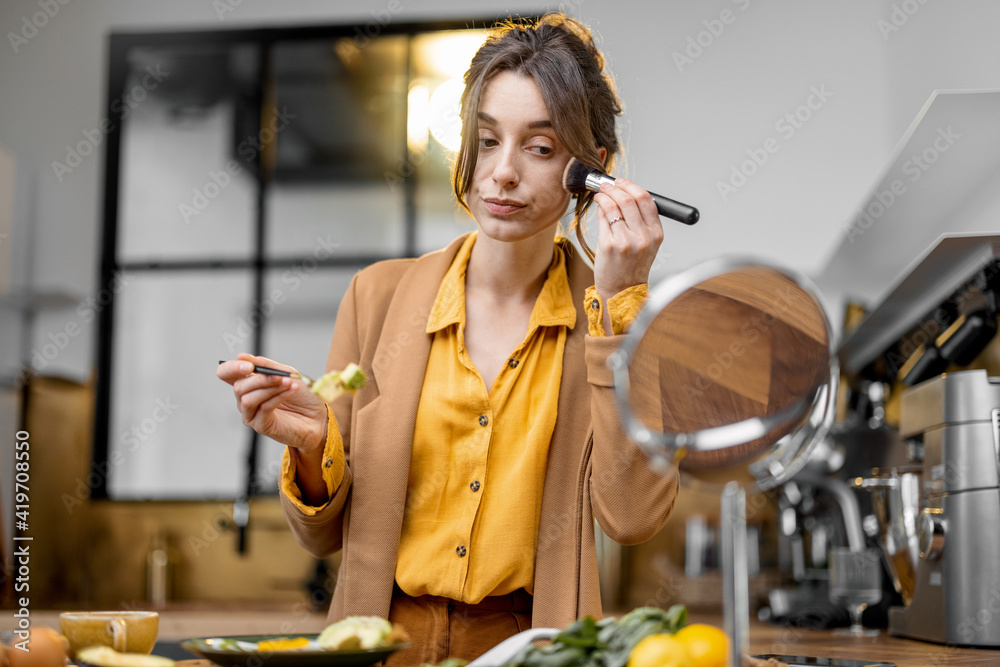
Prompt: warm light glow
<box><xmin>410</xmin><ymin>30</ymin><xmax>488</xmax><ymax>153</ymax></box>
<box><xmin>428</xmin><ymin>77</ymin><xmax>465</xmax><ymax>153</ymax></box>
<box><xmin>407</xmin><ymin>83</ymin><xmax>430</xmax><ymax>153</ymax></box>
<box><xmin>414</xmin><ymin>30</ymin><xmax>488</xmax><ymax>78</ymax></box>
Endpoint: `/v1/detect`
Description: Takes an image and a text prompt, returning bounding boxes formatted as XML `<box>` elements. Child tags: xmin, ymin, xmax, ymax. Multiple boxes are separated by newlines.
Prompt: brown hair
<box><xmin>452</xmin><ymin>13</ymin><xmax>622</xmax><ymax>262</ymax></box>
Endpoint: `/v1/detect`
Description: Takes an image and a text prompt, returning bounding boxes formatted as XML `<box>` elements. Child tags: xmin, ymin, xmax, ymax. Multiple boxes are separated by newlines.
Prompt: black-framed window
<box><xmin>93</xmin><ymin>19</ymin><xmax>509</xmax><ymax>502</ymax></box>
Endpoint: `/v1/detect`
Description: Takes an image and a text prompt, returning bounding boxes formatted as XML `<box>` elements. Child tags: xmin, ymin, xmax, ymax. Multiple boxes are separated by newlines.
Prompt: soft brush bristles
<box><xmin>562</xmin><ymin>158</ymin><xmax>599</xmax><ymax>194</ymax></box>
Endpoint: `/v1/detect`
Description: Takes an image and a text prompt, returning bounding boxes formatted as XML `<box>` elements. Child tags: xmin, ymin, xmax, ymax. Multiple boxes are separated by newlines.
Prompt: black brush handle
<box><xmin>650</xmin><ymin>191</ymin><xmax>699</xmax><ymax>225</ymax></box>
<box><xmin>577</xmin><ymin>163</ymin><xmax>699</xmax><ymax>225</ymax></box>
<box><xmin>252</xmin><ymin>364</ymin><xmax>294</xmax><ymax>377</ymax></box>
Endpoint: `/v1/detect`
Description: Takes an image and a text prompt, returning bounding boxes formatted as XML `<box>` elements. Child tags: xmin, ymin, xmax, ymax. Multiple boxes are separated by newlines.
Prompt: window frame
<box><xmin>93</xmin><ymin>17</ymin><xmax>513</xmax><ymax>501</ymax></box>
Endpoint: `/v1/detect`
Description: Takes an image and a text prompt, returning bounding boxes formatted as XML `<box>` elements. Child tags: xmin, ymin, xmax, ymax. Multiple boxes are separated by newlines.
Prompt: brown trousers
<box><xmin>385</xmin><ymin>585</ymin><xmax>533</xmax><ymax>665</ymax></box>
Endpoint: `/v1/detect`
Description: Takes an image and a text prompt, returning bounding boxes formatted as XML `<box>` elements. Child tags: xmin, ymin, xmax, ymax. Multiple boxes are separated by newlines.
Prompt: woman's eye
<box><xmin>479</xmin><ymin>137</ymin><xmax>498</xmax><ymax>148</ymax></box>
<box><xmin>529</xmin><ymin>145</ymin><xmax>553</xmax><ymax>156</ymax></box>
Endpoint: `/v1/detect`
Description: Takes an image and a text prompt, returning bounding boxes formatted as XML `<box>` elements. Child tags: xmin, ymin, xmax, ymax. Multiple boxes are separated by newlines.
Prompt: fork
<box><xmin>219</xmin><ymin>360</ymin><xmax>315</xmax><ymax>387</ymax></box>
<box><xmin>251</xmin><ymin>364</ymin><xmax>316</xmax><ymax>387</ymax></box>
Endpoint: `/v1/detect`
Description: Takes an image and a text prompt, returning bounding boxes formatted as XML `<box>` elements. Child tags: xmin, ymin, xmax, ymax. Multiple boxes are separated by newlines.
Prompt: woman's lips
<box><xmin>483</xmin><ymin>198</ymin><xmax>526</xmax><ymax>216</ymax></box>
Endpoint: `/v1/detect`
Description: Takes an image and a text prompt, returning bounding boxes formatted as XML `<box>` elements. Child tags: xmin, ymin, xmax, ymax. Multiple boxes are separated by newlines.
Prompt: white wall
<box><xmin>818</xmin><ymin>90</ymin><xmax>1000</xmax><ymax>327</ymax></box>
<box><xmin>816</xmin><ymin>2</ymin><xmax>1000</xmax><ymax>321</ymax></box>
<box><xmin>2</xmin><ymin>0</ymin><xmax>1000</xmax><ymax>380</ymax></box>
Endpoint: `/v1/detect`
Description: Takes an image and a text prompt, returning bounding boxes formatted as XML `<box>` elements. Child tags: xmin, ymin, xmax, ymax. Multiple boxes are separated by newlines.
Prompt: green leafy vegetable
<box><xmin>506</xmin><ymin>605</ymin><xmax>687</xmax><ymax>667</ymax></box>
<box><xmin>211</xmin><ymin>639</ymin><xmax>244</xmax><ymax>652</ymax></box>
<box><xmin>602</xmin><ymin>606</ymin><xmax>688</xmax><ymax>667</ymax></box>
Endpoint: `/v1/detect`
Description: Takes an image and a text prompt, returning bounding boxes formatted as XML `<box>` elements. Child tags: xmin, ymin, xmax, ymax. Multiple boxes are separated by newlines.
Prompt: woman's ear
<box><xmin>598</xmin><ymin>145</ymin><xmax>608</xmax><ymax>165</ymax></box>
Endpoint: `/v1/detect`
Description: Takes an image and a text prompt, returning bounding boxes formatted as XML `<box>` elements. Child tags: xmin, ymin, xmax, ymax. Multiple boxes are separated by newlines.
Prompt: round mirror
<box><xmin>610</xmin><ymin>259</ymin><xmax>838</xmax><ymax>492</ymax></box>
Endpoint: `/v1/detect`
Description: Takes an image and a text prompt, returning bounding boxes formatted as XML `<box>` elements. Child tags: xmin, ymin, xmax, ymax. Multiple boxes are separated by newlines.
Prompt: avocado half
<box><xmin>76</xmin><ymin>647</ymin><xmax>175</xmax><ymax>667</ymax></box>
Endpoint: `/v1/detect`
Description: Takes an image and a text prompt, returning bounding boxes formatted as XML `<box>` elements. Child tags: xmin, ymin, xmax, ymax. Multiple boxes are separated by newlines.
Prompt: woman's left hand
<box><xmin>592</xmin><ymin>177</ymin><xmax>664</xmax><ymax>301</ymax></box>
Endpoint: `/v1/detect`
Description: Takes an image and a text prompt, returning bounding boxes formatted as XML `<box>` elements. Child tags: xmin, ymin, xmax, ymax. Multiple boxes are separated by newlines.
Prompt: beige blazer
<box><xmin>280</xmin><ymin>234</ymin><xmax>678</xmax><ymax>629</ymax></box>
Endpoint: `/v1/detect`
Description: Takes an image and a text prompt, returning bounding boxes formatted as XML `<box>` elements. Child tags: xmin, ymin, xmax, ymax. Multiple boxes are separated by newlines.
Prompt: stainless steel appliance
<box><xmin>855</xmin><ymin>465</ymin><xmax>922</xmax><ymax>607</ymax></box>
<box><xmin>889</xmin><ymin>369</ymin><xmax>1000</xmax><ymax>646</ymax></box>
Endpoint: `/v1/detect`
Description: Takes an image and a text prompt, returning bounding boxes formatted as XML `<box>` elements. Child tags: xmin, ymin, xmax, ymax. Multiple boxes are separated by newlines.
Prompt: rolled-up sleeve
<box><xmin>280</xmin><ymin>403</ymin><xmax>346</xmax><ymax>515</ymax></box>
<box><xmin>584</xmin><ymin>284</ymin><xmax>648</xmax><ymax>337</ymax></box>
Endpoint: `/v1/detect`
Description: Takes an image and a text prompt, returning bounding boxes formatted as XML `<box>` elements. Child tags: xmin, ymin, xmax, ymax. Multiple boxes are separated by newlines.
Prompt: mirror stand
<box><xmin>722</xmin><ymin>481</ymin><xmax>749</xmax><ymax>667</ymax></box>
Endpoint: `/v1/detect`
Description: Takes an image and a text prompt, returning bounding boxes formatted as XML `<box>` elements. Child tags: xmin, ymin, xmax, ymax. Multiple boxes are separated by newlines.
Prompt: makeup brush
<box><xmin>562</xmin><ymin>158</ymin><xmax>699</xmax><ymax>225</ymax></box>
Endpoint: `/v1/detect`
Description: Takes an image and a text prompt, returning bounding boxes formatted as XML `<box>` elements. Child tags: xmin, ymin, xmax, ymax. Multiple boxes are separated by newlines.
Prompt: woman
<box><xmin>218</xmin><ymin>13</ymin><xmax>678</xmax><ymax>664</ymax></box>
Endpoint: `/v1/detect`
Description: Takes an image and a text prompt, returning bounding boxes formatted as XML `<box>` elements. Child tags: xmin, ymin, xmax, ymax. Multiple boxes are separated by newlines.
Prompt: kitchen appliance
<box><xmin>888</xmin><ymin>369</ymin><xmax>1000</xmax><ymax>646</ymax></box>
<box><xmin>765</xmin><ymin>471</ymin><xmax>868</xmax><ymax>628</ymax></box>
<box><xmin>854</xmin><ymin>465</ymin><xmax>922</xmax><ymax>606</ymax></box>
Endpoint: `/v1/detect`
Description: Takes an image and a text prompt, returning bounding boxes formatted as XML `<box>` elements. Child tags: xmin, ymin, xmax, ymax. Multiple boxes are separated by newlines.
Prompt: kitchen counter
<box><xmin>7</xmin><ymin>606</ymin><xmax>328</xmax><ymax>641</ymax></box>
<box><xmin>743</xmin><ymin>618</ymin><xmax>999</xmax><ymax>666</ymax></box>
<box><xmin>9</xmin><ymin>609</ymin><xmax>999</xmax><ymax>665</ymax></box>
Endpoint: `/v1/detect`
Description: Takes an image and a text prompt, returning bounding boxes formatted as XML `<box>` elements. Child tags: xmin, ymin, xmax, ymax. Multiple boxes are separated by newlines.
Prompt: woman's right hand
<box><xmin>217</xmin><ymin>353</ymin><xmax>329</xmax><ymax>453</ymax></box>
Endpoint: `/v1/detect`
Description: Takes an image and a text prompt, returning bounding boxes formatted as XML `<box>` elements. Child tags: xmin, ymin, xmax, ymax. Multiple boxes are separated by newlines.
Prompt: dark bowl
<box><xmin>180</xmin><ymin>635</ymin><xmax>409</xmax><ymax>667</ymax></box>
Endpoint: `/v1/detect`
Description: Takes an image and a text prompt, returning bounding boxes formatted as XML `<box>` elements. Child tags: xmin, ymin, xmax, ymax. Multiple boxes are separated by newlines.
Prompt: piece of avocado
<box><xmin>317</xmin><ymin>617</ymin><xmax>392</xmax><ymax>651</ymax></box>
<box><xmin>311</xmin><ymin>364</ymin><xmax>368</xmax><ymax>404</ymax></box>
<box><xmin>76</xmin><ymin>647</ymin><xmax>175</xmax><ymax>667</ymax></box>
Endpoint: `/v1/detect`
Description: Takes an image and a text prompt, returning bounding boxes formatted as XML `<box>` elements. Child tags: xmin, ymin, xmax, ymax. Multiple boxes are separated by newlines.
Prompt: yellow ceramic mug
<box><xmin>59</xmin><ymin>611</ymin><xmax>158</xmax><ymax>660</ymax></box>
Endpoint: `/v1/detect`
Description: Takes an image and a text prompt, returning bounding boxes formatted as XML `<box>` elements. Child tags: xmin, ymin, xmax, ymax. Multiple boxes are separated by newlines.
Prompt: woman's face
<box><xmin>468</xmin><ymin>71</ymin><xmax>573</xmax><ymax>243</ymax></box>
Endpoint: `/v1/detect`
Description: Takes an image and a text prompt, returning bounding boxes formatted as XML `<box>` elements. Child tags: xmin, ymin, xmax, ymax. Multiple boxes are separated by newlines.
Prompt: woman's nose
<box><xmin>491</xmin><ymin>147</ymin><xmax>519</xmax><ymax>187</ymax></box>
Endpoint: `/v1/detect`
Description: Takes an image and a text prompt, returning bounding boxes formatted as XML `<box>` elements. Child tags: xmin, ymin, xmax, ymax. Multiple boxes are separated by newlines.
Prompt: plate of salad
<box><xmin>181</xmin><ymin>617</ymin><xmax>409</xmax><ymax>667</ymax></box>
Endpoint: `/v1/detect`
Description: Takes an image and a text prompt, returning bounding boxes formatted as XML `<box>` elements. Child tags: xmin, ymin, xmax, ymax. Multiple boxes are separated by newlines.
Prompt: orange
<box><xmin>7</xmin><ymin>628</ymin><xmax>68</xmax><ymax>667</ymax></box>
<box><xmin>673</xmin><ymin>624</ymin><xmax>728</xmax><ymax>667</ymax></box>
<box><xmin>256</xmin><ymin>637</ymin><xmax>310</xmax><ymax>652</ymax></box>
<box><xmin>627</xmin><ymin>633</ymin><xmax>694</xmax><ymax>667</ymax></box>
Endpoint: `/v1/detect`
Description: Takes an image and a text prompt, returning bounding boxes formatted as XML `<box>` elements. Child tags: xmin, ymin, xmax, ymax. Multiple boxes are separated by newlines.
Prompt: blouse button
<box><xmin>478</xmin><ymin>414</ymin><xmax>489</xmax><ymax>427</ymax></box>
<box><xmin>324</xmin><ymin>458</ymin><xmax>334</xmax><ymax>468</ymax></box>
<box><xmin>470</xmin><ymin>480</ymin><xmax>481</xmax><ymax>492</ymax></box>
<box><xmin>508</xmin><ymin>358</ymin><xmax>519</xmax><ymax>369</ymax></box>
<box><xmin>591</xmin><ymin>298</ymin><xmax>600</xmax><ymax>310</ymax></box>
<box><xmin>456</xmin><ymin>545</ymin><xmax>467</xmax><ymax>557</ymax></box>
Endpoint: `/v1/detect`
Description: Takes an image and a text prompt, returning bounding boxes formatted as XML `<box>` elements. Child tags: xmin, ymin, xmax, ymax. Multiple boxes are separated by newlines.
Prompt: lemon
<box><xmin>673</xmin><ymin>624</ymin><xmax>728</xmax><ymax>667</ymax></box>
<box><xmin>627</xmin><ymin>633</ymin><xmax>694</xmax><ymax>667</ymax></box>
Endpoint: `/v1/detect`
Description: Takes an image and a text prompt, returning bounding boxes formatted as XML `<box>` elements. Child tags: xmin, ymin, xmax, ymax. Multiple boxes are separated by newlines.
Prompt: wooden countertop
<box><xmin>6</xmin><ymin>608</ymin><xmax>328</xmax><ymax>641</ymax></box>
<box><xmin>169</xmin><ymin>622</ymin><xmax>999</xmax><ymax>666</ymax></box>
<box><xmin>12</xmin><ymin>610</ymin><xmax>999</xmax><ymax>666</ymax></box>
<box><xmin>744</xmin><ymin>619</ymin><xmax>999</xmax><ymax>666</ymax></box>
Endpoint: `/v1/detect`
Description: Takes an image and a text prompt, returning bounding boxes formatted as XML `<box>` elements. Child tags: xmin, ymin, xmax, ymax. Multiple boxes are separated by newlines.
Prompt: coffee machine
<box><xmin>889</xmin><ymin>369</ymin><xmax>1000</xmax><ymax>646</ymax></box>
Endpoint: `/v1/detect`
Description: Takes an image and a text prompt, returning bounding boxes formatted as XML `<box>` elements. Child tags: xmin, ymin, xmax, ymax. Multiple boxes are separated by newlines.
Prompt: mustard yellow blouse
<box><xmin>281</xmin><ymin>232</ymin><xmax>646</xmax><ymax>603</ymax></box>
<box><xmin>392</xmin><ymin>233</ymin><xmax>573</xmax><ymax>602</ymax></box>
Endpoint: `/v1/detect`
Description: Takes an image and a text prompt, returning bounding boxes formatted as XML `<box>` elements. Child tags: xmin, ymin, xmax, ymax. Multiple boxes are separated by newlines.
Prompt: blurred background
<box><xmin>1</xmin><ymin>0</ymin><xmax>1000</xmax><ymax>631</ymax></box>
